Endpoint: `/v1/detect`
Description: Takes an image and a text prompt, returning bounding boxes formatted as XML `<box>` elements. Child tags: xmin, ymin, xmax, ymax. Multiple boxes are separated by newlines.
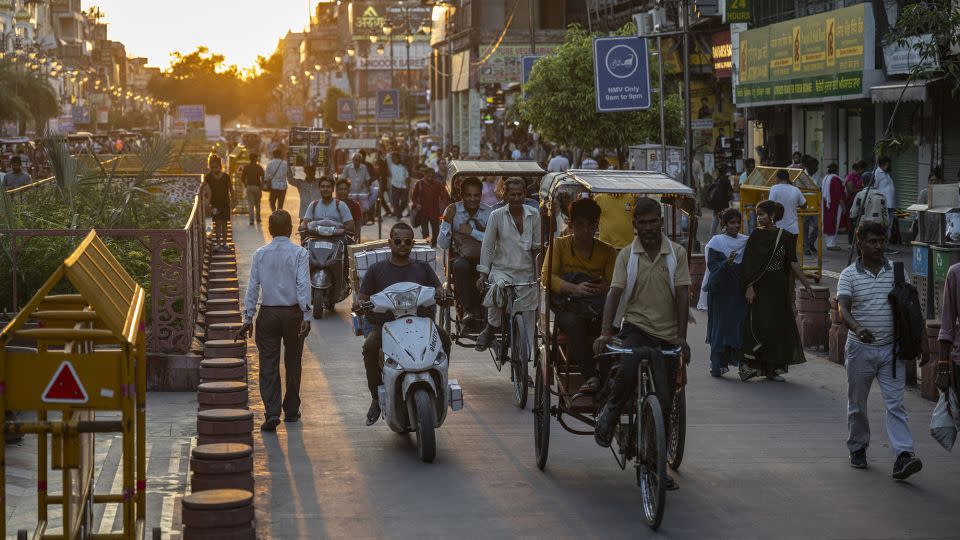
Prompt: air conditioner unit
<box><xmin>633</xmin><ymin>12</ymin><xmax>654</xmax><ymax>37</ymax></box>
<box><xmin>650</xmin><ymin>7</ymin><xmax>669</xmax><ymax>32</ymax></box>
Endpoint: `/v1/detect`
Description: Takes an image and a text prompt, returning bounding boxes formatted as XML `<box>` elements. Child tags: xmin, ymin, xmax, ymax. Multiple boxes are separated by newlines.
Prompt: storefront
<box><xmin>734</xmin><ymin>3</ymin><xmax>884</xmax><ymax>174</ymax></box>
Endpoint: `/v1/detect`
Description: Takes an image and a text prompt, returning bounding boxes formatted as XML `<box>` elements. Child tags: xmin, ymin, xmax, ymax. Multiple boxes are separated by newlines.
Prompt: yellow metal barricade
<box><xmin>739</xmin><ymin>166</ymin><xmax>823</xmax><ymax>281</ymax></box>
<box><xmin>0</xmin><ymin>231</ymin><xmax>149</xmax><ymax>539</ymax></box>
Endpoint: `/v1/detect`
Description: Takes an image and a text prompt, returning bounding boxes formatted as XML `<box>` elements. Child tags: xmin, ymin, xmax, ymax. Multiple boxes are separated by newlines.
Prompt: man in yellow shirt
<box><xmin>541</xmin><ymin>198</ymin><xmax>618</xmax><ymax>393</ymax></box>
<box><xmin>595</xmin><ymin>193</ymin><xmax>638</xmax><ymax>249</ymax></box>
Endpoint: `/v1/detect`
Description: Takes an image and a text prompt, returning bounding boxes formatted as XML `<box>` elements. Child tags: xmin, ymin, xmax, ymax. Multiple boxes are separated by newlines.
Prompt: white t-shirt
<box><xmin>304</xmin><ymin>198</ymin><xmax>353</xmax><ymax>224</ymax></box>
<box><xmin>768</xmin><ymin>183</ymin><xmax>806</xmax><ymax>234</ymax></box>
<box><xmin>547</xmin><ymin>155</ymin><xmax>569</xmax><ymax>172</ymax></box>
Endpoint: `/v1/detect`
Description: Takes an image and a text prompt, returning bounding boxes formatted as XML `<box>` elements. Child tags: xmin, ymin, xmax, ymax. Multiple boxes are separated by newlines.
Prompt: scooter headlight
<box><xmin>433</xmin><ymin>351</ymin><xmax>447</xmax><ymax>366</ymax></box>
<box><xmin>385</xmin><ymin>287</ymin><xmax>420</xmax><ymax>311</ymax></box>
<box><xmin>384</xmin><ymin>356</ymin><xmax>401</xmax><ymax>369</ymax></box>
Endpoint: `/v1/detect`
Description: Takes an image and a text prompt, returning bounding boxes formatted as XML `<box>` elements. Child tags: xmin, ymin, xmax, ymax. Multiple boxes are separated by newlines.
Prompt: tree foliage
<box><xmin>888</xmin><ymin>2</ymin><xmax>960</xmax><ymax>96</ymax></box>
<box><xmin>0</xmin><ymin>62</ymin><xmax>60</xmax><ymax>130</ymax></box>
<box><xmin>517</xmin><ymin>24</ymin><xmax>683</xmax><ymax>155</ymax></box>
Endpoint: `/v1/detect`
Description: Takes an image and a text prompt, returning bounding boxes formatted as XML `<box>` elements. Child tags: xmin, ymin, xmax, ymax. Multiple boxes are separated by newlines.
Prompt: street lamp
<box><xmin>376</xmin><ymin>44</ymin><xmax>385</xmax><ymax>55</ymax></box>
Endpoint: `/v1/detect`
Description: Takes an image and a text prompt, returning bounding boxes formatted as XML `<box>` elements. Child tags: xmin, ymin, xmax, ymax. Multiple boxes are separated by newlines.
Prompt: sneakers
<box><xmin>850</xmin><ymin>448</ymin><xmax>868</xmax><ymax>469</ymax></box>
<box><xmin>260</xmin><ymin>416</ymin><xmax>280</xmax><ymax>431</ymax></box>
<box><xmin>739</xmin><ymin>365</ymin><xmax>758</xmax><ymax>382</ymax></box>
<box><xmin>365</xmin><ymin>398</ymin><xmax>381</xmax><ymax>426</ymax></box>
<box><xmin>892</xmin><ymin>451</ymin><xmax>922</xmax><ymax>480</ymax></box>
<box><xmin>475</xmin><ymin>324</ymin><xmax>499</xmax><ymax>352</ymax></box>
<box><xmin>766</xmin><ymin>373</ymin><xmax>786</xmax><ymax>382</ymax></box>
<box><xmin>594</xmin><ymin>402</ymin><xmax>618</xmax><ymax>448</ymax></box>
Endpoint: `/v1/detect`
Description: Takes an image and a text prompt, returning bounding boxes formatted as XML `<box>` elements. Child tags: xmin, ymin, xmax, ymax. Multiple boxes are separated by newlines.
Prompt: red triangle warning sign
<box><xmin>42</xmin><ymin>361</ymin><xmax>89</xmax><ymax>404</ymax></box>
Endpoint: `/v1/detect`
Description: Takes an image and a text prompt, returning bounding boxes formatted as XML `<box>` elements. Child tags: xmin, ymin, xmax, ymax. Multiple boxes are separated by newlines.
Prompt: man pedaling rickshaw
<box><xmin>591</xmin><ymin>197</ymin><xmax>691</xmax><ymax>491</ymax></box>
<box><xmin>541</xmin><ymin>198</ymin><xmax>617</xmax><ymax>394</ymax></box>
<box><xmin>437</xmin><ymin>176</ymin><xmax>492</xmax><ymax>330</ymax></box>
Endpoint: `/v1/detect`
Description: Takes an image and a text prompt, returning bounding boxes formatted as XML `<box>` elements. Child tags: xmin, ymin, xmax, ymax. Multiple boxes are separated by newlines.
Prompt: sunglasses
<box><xmin>392</xmin><ymin>239</ymin><xmax>414</xmax><ymax>246</ymax></box>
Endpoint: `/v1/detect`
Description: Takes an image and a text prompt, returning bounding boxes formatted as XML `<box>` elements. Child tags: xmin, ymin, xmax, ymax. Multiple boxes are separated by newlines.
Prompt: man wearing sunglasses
<box><xmin>356</xmin><ymin>222</ymin><xmax>452</xmax><ymax>425</ymax></box>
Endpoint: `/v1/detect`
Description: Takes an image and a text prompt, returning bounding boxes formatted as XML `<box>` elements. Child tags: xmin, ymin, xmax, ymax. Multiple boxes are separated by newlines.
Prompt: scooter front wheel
<box><xmin>312</xmin><ymin>288</ymin><xmax>324</xmax><ymax>319</ymax></box>
<box><xmin>413</xmin><ymin>389</ymin><xmax>437</xmax><ymax>463</ymax></box>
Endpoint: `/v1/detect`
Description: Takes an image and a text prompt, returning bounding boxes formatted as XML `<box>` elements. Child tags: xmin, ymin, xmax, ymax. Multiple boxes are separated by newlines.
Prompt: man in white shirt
<box><xmin>873</xmin><ymin>156</ymin><xmax>896</xmax><ymax>241</ymax></box>
<box><xmin>238</xmin><ymin>210</ymin><xmax>311</xmax><ymax>431</ymax></box>
<box><xmin>264</xmin><ymin>149</ymin><xmax>290</xmax><ymax>212</ymax></box>
<box><xmin>547</xmin><ymin>149</ymin><xmax>570</xmax><ymax>172</ymax></box>
<box><xmin>387</xmin><ymin>151</ymin><xmax>409</xmax><ymax>219</ymax></box>
<box><xmin>581</xmin><ymin>155</ymin><xmax>599</xmax><ymax>169</ymax></box>
<box><xmin>768</xmin><ymin>169</ymin><xmax>807</xmax><ymax>240</ymax></box>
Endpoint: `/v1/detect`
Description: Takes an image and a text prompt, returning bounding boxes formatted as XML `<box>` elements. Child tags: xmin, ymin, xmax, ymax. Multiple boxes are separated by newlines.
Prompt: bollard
<box><xmin>688</xmin><ymin>253</ymin><xmax>705</xmax><ymax>305</ymax></box>
<box><xmin>197</xmin><ymin>409</ymin><xmax>255</xmax><ymax>446</ymax></box>
<box><xmin>796</xmin><ymin>286</ymin><xmax>830</xmax><ymax>350</ymax></box>
<box><xmin>206</xmin><ymin>288</ymin><xmax>241</xmax><ymax>302</ymax></box>
<box><xmin>200</xmin><ymin>358</ymin><xmax>246</xmax><ymax>383</ymax></box>
<box><xmin>207</xmin><ymin>323</ymin><xmax>244</xmax><ymax>342</ymax></box>
<box><xmin>204</xmin><ymin>339</ymin><xmax>246</xmax><ymax>359</ymax></box>
<box><xmin>181</xmin><ymin>489</ymin><xmax>255</xmax><ymax>540</ymax></box>
<box><xmin>828</xmin><ymin>297</ymin><xmax>847</xmax><ymax>365</ymax></box>
<box><xmin>922</xmin><ymin>320</ymin><xmax>941</xmax><ymax>401</ymax></box>
<box><xmin>197</xmin><ymin>381</ymin><xmax>248</xmax><ymax>411</ymax></box>
<box><xmin>191</xmin><ymin>443</ymin><xmax>254</xmax><ymax>493</ymax></box>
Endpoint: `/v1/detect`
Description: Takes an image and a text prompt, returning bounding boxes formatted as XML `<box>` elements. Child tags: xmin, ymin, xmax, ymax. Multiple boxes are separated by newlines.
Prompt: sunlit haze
<box><xmin>92</xmin><ymin>0</ymin><xmax>316</xmax><ymax>71</ymax></box>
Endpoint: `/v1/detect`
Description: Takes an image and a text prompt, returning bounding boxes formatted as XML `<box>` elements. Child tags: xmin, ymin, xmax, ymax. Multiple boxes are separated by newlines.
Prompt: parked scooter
<box><xmin>301</xmin><ymin>219</ymin><xmax>351</xmax><ymax>318</ymax></box>
<box><xmin>354</xmin><ymin>282</ymin><xmax>462</xmax><ymax>462</ymax></box>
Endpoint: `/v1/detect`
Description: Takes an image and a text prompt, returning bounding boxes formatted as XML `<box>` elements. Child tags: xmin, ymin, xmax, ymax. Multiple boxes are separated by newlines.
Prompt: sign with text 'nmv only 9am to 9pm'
<box><xmin>593</xmin><ymin>36</ymin><xmax>652</xmax><ymax>113</ymax></box>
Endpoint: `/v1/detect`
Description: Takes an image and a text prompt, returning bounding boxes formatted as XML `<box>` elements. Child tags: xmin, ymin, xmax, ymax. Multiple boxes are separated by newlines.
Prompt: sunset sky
<box><xmin>92</xmin><ymin>0</ymin><xmax>315</xmax><ymax>71</ymax></box>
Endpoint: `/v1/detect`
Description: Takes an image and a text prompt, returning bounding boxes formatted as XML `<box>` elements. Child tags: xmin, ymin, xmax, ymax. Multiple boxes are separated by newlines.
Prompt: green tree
<box><xmin>517</xmin><ymin>24</ymin><xmax>682</xmax><ymax>165</ymax></box>
<box><xmin>321</xmin><ymin>86</ymin><xmax>349</xmax><ymax>132</ymax></box>
<box><xmin>243</xmin><ymin>50</ymin><xmax>283</xmax><ymax>122</ymax></box>
<box><xmin>0</xmin><ymin>62</ymin><xmax>60</xmax><ymax>132</ymax></box>
<box><xmin>148</xmin><ymin>47</ymin><xmax>246</xmax><ymax>122</ymax></box>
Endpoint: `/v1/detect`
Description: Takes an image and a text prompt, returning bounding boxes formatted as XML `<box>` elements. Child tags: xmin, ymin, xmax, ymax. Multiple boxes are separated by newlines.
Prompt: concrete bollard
<box><xmin>197</xmin><ymin>409</ymin><xmax>254</xmax><ymax>446</ymax></box>
<box><xmin>796</xmin><ymin>286</ymin><xmax>830</xmax><ymax>351</ymax></box>
<box><xmin>191</xmin><ymin>443</ymin><xmax>254</xmax><ymax>493</ymax></box>
<box><xmin>200</xmin><ymin>358</ymin><xmax>246</xmax><ymax>383</ymax></box>
<box><xmin>207</xmin><ymin>323</ymin><xmax>244</xmax><ymax>342</ymax></box>
<box><xmin>181</xmin><ymin>489</ymin><xmax>255</xmax><ymax>540</ymax></box>
<box><xmin>204</xmin><ymin>339</ymin><xmax>246</xmax><ymax>359</ymax></box>
<box><xmin>197</xmin><ymin>381</ymin><xmax>248</xmax><ymax>411</ymax></box>
<box><xmin>688</xmin><ymin>253</ymin><xmax>705</xmax><ymax>305</ymax></box>
<box><xmin>828</xmin><ymin>297</ymin><xmax>847</xmax><ymax>365</ymax></box>
<box><xmin>922</xmin><ymin>320</ymin><xmax>941</xmax><ymax>401</ymax></box>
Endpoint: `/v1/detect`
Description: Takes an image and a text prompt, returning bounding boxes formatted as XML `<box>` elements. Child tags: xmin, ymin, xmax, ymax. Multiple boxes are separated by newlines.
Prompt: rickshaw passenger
<box><xmin>438</xmin><ymin>177</ymin><xmax>492</xmax><ymax>328</ymax></box>
<box><xmin>541</xmin><ymin>198</ymin><xmax>617</xmax><ymax>393</ymax></box>
<box><xmin>592</xmin><ymin>197</ymin><xmax>691</xmax><ymax>490</ymax></box>
<box><xmin>595</xmin><ymin>193</ymin><xmax>639</xmax><ymax>249</ymax></box>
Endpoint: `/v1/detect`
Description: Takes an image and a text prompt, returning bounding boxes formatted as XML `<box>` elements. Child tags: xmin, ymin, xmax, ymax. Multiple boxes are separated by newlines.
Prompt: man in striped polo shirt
<box><xmin>837</xmin><ymin>221</ymin><xmax>922</xmax><ymax>480</ymax></box>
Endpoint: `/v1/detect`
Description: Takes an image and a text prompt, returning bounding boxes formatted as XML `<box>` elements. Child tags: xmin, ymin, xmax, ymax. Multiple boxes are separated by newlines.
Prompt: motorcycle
<box><xmin>354</xmin><ymin>282</ymin><xmax>462</xmax><ymax>463</ymax></box>
<box><xmin>301</xmin><ymin>219</ymin><xmax>351</xmax><ymax>319</ymax></box>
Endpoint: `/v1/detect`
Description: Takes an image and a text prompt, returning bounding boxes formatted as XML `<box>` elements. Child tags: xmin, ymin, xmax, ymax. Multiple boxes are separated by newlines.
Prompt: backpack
<box><xmin>888</xmin><ymin>261</ymin><xmax>924</xmax><ymax>376</ymax></box>
<box><xmin>852</xmin><ymin>186</ymin><xmax>889</xmax><ymax>227</ymax></box>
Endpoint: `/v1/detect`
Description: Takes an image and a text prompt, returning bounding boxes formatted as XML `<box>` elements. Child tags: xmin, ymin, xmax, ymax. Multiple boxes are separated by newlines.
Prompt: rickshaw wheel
<box><xmin>637</xmin><ymin>395</ymin><xmax>667</xmax><ymax>530</ymax></box>
<box><xmin>667</xmin><ymin>389</ymin><xmax>686</xmax><ymax>471</ymax></box>
<box><xmin>534</xmin><ymin>359</ymin><xmax>550</xmax><ymax>470</ymax></box>
<box><xmin>510</xmin><ymin>313</ymin><xmax>530</xmax><ymax>409</ymax></box>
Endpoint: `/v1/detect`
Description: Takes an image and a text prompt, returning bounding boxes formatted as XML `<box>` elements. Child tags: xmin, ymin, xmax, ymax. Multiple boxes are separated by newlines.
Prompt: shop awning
<box><xmin>870</xmin><ymin>79</ymin><xmax>939</xmax><ymax>103</ymax></box>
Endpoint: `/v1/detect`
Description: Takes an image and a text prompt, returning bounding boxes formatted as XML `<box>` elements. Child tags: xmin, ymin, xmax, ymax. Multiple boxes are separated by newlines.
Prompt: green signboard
<box><xmin>735</xmin><ymin>3</ymin><xmax>874</xmax><ymax>104</ymax></box>
<box><xmin>726</xmin><ymin>0</ymin><xmax>751</xmax><ymax>23</ymax></box>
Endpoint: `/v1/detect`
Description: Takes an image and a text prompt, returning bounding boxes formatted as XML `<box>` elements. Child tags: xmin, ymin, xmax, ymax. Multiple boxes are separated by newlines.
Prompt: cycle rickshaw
<box><xmin>534</xmin><ymin>169</ymin><xmax>697</xmax><ymax>529</ymax></box>
<box><xmin>438</xmin><ymin>160</ymin><xmax>546</xmax><ymax>409</ymax></box>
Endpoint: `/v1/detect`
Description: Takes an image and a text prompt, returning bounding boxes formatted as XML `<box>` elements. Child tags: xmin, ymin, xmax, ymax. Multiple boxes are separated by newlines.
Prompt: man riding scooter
<box><xmin>299</xmin><ymin>176</ymin><xmax>356</xmax><ymax>317</ymax></box>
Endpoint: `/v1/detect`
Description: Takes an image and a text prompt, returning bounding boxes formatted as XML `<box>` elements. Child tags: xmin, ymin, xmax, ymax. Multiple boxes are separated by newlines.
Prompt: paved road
<box><xmin>236</xmin><ymin>193</ymin><xmax>960</xmax><ymax>539</ymax></box>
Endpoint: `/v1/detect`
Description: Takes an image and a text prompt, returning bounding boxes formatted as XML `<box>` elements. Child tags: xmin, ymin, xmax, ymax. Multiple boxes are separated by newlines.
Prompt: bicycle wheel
<box><xmin>636</xmin><ymin>395</ymin><xmax>667</xmax><ymax>530</ymax></box>
<box><xmin>533</xmin><ymin>359</ymin><xmax>550</xmax><ymax>470</ymax></box>
<box><xmin>667</xmin><ymin>388</ymin><xmax>686</xmax><ymax>471</ymax></box>
<box><xmin>510</xmin><ymin>313</ymin><xmax>530</xmax><ymax>409</ymax></box>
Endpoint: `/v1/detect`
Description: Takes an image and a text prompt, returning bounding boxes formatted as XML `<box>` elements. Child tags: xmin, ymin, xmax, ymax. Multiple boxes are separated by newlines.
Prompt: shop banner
<box><xmin>477</xmin><ymin>44</ymin><xmax>559</xmax><ymax>84</ymax></box>
<box><xmin>735</xmin><ymin>3</ymin><xmax>874</xmax><ymax>104</ymax></box>
<box><xmin>593</xmin><ymin>37</ymin><xmax>652</xmax><ymax>112</ymax></box>
<box><xmin>723</xmin><ymin>0</ymin><xmax>751</xmax><ymax>23</ymax></box>
<box><xmin>712</xmin><ymin>31</ymin><xmax>732</xmax><ymax>78</ymax></box>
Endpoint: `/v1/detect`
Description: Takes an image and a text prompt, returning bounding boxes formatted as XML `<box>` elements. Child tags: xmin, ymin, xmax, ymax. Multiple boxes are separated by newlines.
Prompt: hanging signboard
<box><xmin>735</xmin><ymin>3</ymin><xmax>875</xmax><ymax>104</ymax></box>
<box><xmin>376</xmin><ymin>89</ymin><xmax>400</xmax><ymax>120</ymax></box>
<box><xmin>712</xmin><ymin>31</ymin><xmax>732</xmax><ymax>78</ymax></box>
<box><xmin>337</xmin><ymin>98</ymin><xmax>356</xmax><ymax>122</ymax></box>
<box><xmin>287</xmin><ymin>127</ymin><xmax>332</xmax><ymax>169</ymax></box>
<box><xmin>593</xmin><ymin>36</ymin><xmax>652</xmax><ymax>112</ymax></box>
<box><xmin>723</xmin><ymin>0</ymin><xmax>751</xmax><ymax>23</ymax></box>
<box><xmin>476</xmin><ymin>44</ymin><xmax>559</xmax><ymax>84</ymax></box>
<box><xmin>177</xmin><ymin>104</ymin><xmax>205</xmax><ymax>123</ymax></box>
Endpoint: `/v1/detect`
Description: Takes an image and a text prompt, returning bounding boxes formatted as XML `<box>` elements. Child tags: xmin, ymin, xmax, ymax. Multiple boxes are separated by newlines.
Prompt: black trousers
<box><xmin>451</xmin><ymin>256</ymin><xmax>481</xmax><ymax>312</ymax></box>
<box><xmin>556</xmin><ymin>311</ymin><xmax>601</xmax><ymax>379</ymax></box>
<box><xmin>269</xmin><ymin>189</ymin><xmax>287</xmax><ymax>212</ymax></box>
<box><xmin>255</xmin><ymin>306</ymin><xmax>303</xmax><ymax>419</ymax></box>
<box><xmin>362</xmin><ymin>324</ymin><xmax>452</xmax><ymax>398</ymax></box>
<box><xmin>420</xmin><ymin>218</ymin><xmax>440</xmax><ymax>247</ymax></box>
<box><xmin>610</xmin><ymin>323</ymin><xmax>678</xmax><ymax>435</ymax></box>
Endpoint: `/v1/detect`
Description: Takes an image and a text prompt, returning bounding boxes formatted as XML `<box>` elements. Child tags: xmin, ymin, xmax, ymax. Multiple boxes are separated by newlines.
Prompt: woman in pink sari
<box><xmin>822</xmin><ymin>163</ymin><xmax>846</xmax><ymax>250</ymax></box>
<box><xmin>843</xmin><ymin>161</ymin><xmax>866</xmax><ymax>242</ymax></box>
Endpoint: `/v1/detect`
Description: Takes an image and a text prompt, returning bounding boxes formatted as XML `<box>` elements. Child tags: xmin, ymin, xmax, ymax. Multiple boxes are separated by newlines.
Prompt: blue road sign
<box><xmin>521</xmin><ymin>55</ymin><xmax>543</xmax><ymax>98</ymax></box>
<box><xmin>177</xmin><ymin>104</ymin><xmax>206</xmax><ymax>122</ymax></box>
<box><xmin>337</xmin><ymin>98</ymin><xmax>356</xmax><ymax>122</ymax></box>
<box><xmin>592</xmin><ymin>37</ymin><xmax>651</xmax><ymax>112</ymax></box>
<box><xmin>376</xmin><ymin>90</ymin><xmax>400</xmax><ymax>120</ymax></box>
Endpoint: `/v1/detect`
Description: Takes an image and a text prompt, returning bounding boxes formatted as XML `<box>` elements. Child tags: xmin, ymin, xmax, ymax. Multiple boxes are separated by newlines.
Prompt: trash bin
<box><xmin>931</xmin><ymin>244</ymin><xmax>960</xmax><ymax>317</ymax></box>
<box><xmin>912</xmin><ymin>241</ymin><xmax>933</xmax><ymax>318</ymax></box>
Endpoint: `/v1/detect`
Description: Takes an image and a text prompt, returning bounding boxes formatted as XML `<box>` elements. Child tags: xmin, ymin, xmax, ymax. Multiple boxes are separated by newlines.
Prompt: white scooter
<box><xmin>355</xmin><ymin>282</ymin><xmax>462</xmax><ymax>462</ymax></box>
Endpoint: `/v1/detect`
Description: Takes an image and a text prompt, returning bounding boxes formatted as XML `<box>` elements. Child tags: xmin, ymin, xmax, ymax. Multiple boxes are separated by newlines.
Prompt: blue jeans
<box><xmin>710</xmin><ymin>346</ymin><xmax>739</xmax><ymax>375</ymax></box>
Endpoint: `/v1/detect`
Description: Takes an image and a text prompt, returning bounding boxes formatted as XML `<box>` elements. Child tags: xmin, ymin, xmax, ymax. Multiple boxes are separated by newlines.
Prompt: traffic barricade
<box><xmin>0</xmin><ymin>231</ymin><xmax>154</xmax><ymax>539</ymax></box>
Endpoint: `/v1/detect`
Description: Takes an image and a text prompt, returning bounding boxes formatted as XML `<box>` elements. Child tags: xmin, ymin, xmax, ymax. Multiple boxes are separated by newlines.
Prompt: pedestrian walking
<box><xmin>265</xmin><ymin>148</ymin><xmax>290</xmax><ymax>212</ymax></box>
<box><xmin>767</xmin><ymin>168</ymin><xmax>807</xmax><ymax>247</ymax></box>
<box><xmin>1</xmin><ymin>156</ymin><xmax>32</xmax><ymax>189</ymax></box>
<box><xmin>837</xmin><ymin>221</ymin><xmax>922</xmax><ymax>479</ymax></box>
<box><xmin>288</xmin><ymin>165</ymin><xmax>320</xmax><ymax>220</ymax></box>
<box><xmin>740</xmin><ymin>199</ymin><xmax>812</xmax><ymax>382</ymax></box>
<box><xmin>237</xmin><ymin>210</ymin><xmax>311</xmax><ymax>431</ymax></box>
<box><xmin>241</xmin><ymin>153</ymin><xmax>265</xmax><ymax>225</ymax></box>
<box><xmin>936</xmin><ymin>262</ymin><xmax>960</xmax><ymax>405</ymax></box>
<box><xmin>343</xmin><ymin>153</ymin><xmax>373</xmax><ymax>222</ymax></box>
<box><xmin>201</xmin><ymin>154</ymin><xmax>232</xmax><ymax>252</ymax></box>
<box><xmin>873</xmin><ymin>156</ymin><xmax>896</xmax><ymax>242</ymax></box>
<box><xmin>410</xmin><ymin>167</ymin><xmax>448</xmax><ymax>247</ymax></box>
<box><xmin>844</xmin><ymin>160</ymin><xmax>866</xmax><ymax>243</ymax></box>
<box><xmin>706</xmin><ymin>164</ymin><xmax>734</xmax><ymax>235</ymax></box>
<box><xmin>821</xmin><ymin>163</ymin><xmax>845</xmax><ymax>250</ymax></box>
<box><xmin>480</xmin><ymin>176</ymin><xmax>500</xmax><ymax>208</ymax></box>
<box><xmin>547</xmin><ymin>148</ymin><xmax>570</xmax><ymax>172</ymax></box>
<box><xmin>388</xmin><ymin>151</ymin><xmax>410</xmax><ymax>219</ymax></box>
<box><xmin>803</xmin><ymin>158</ymin><xmax>821</xmax><ymax>256</ymax></box>
<box><xmin>703</xmin><ymin>208</ymin><xmax>748</xmax><ymax>377</ymax></box>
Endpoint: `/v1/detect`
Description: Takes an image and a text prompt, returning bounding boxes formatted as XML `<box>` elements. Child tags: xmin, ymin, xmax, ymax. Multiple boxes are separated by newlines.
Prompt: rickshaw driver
<box><xmin>437</xmin><ymin>176</ymin><xmax>492</xmax><ymax>329</ymax></box>
<box><xmin>592</xmin><ymin>197</ymin><xmax>691</xmax><ymax>491</ymax></box>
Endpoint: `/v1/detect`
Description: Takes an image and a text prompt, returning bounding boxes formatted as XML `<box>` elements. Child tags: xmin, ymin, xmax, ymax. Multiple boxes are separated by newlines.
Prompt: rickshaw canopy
<box><xmin>544</xmin><ymin>169</ymin><xmax>698</xmax><ymax>216</ymax></box>
<box><xmin>445</xmin><ymin>159</ymin><xmax>545</xmax><ymax>183</ymax></box>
